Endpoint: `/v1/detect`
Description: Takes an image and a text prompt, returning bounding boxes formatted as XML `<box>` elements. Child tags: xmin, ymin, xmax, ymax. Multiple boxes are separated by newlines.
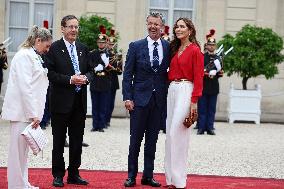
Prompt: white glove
<box><xmin>214</xmin><ymin>59</ymin><xmax>221</xmax><ymax>72</ymax></box>
<box><xmin>101</xmin><ymin>53</ymin><xmax>109</xmax><ymax>66</ymax></box>
<box><xmin>209</xmin><ymin>70</ymin><xmax>217</xmax><ymax>76</ymax></box>
<box><xmin>95</xmin><ymin>64</ymin><xmax>104</xmax><ymax>72</ymax></box>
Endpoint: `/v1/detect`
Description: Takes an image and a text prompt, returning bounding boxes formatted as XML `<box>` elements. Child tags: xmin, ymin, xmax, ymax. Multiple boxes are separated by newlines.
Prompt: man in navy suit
<box><xmin>122</xmin><ymin>12</ymin><xmax>170</xmax><ymax>187</ymax></box>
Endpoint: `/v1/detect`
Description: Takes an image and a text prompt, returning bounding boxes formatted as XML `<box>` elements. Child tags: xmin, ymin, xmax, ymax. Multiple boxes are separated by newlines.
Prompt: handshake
<box><xmin>70</xmin><ymin>74</ymin><xmax>88</xmax><ymax>85</ymax></box>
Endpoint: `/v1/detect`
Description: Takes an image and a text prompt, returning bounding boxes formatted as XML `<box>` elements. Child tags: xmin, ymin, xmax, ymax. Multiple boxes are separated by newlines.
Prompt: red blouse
<box><xmin>168</xmin><ymin>43</ymin><xmax>204</xmax><ymax>103</ymax></box>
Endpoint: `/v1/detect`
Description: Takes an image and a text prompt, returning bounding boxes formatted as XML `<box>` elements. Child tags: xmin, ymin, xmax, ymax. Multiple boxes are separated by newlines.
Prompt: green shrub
<box><xmin>78</xmin><ymin>14</ymin><xmax>118</xmax><ymax>50</ymax></box>
<box><xmin>218</xmin><ymin>24</ymin><xmax>284</xmax><ymax>89</ymax></box>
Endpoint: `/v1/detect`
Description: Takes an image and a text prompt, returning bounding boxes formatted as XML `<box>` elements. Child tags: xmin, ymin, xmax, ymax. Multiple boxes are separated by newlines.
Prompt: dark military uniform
<box><xmin>105</xmin><ymin>47</ymin><xmax>123</xmax><ymax>126</ymax></box>
<box><xmin>197</xmin><ymin>29</ymin><xmax>222</xmax><ymax>135</ymax></box>
<box><xmin>89</xmin><ymin>25</ymin><xmax>112</xmax><ymax>132</ymax></box>
<box><xmin>89</xmin><ymin>48</ymin><xmax>111</xmax><ymax>131</ymax></box>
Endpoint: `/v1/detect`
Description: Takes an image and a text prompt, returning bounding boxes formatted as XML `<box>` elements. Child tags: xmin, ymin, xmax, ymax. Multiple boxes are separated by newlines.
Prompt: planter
<box><xmin>227</xmin><ymin>84</ymin><xmax>261</xmax><ymax>124</ymax></box>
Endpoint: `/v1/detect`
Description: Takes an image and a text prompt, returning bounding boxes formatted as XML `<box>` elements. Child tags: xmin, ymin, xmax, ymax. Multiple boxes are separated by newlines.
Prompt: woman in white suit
<box><xmin>1</xmin><ymin>25</ymin><xmax>52</xmax><ymax>189</ymax></box>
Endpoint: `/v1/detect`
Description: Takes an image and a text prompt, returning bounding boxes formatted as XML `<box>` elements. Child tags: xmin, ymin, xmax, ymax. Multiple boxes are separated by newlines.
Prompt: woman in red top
<box><xmin>165</xmin><ymin>18</ymin><xmax>204</xmax><ymax>189</ymax></box>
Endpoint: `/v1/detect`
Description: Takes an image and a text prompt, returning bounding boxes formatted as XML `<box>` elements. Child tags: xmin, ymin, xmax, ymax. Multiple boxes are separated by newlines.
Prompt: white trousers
<box><xmin>8</xmin><ymin>121</ymin><xmax>39</xmax><ymax>189</ymax></box>
<box><xmin>165</xmin><ymin>81</ymin><xmax>192</xmax><ymax>188</ymax></box>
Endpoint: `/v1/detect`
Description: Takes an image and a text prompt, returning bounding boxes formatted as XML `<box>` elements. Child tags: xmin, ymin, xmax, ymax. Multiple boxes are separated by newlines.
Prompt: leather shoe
<box><xmin>124</xmin><ymin>178</ymin><xmax>136</xmax><ymax>187</ymax></box>
<box><xmin>98</xmin><ymin>128</ymin><xmax>104</xmax><ymax>132</ymax></box>
<box><xmin>67</xmin><ymin>175</ymin><xmax>89</xmax><ymax>185</ymax></box>
<box><xmin>91</xmin><ymin>128</ymin><xmax>97</xmax><ymax>132</ymax></box>
<box><xmin>197</xmin><ymin>129</ymin><xmax>205</xmax><ymax>135</ymax></box>
<box><xmin>141</xmin><ymin>177</ymin><xmax>161</xmax><ymax>187</ymax></box>
<box><xmin>82</xmin><ymin>142</ymin><xmax>89</xmax><ymax>147</ymax></box>
<box><xmin>53</xmin><ymin>177</ymin><xmax>64</xmax><ymax>187</ymax></box>
<box><xmin>207</xmin><ymin>130</ymin><xmax>216</xmax><ymax>135</ymax></box>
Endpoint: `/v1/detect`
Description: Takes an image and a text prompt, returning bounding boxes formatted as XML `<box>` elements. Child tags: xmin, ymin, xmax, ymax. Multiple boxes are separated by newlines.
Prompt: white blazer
<box><xmin>1</xmin><ymin>47</ymin><xmax>49</xmax><ymax>122</ymax></box>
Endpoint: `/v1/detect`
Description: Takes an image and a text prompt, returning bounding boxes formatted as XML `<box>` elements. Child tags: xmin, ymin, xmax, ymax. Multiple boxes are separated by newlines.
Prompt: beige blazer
<box><xmin>1</xmin><ymin>47</ymin><xmax>49</xmax><ymax>122</ymax></box>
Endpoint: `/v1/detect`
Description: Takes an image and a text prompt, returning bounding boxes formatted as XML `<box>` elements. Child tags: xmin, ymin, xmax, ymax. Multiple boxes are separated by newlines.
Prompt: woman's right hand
<box><xmin>31</xmin><ymin>117</ymin><xmax>40</xmax><ymax>129</ymax></box>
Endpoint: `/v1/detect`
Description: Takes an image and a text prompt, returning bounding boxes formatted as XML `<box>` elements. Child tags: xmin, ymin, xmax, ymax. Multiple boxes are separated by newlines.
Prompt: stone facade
<box><xmin>0</xmin><ymin>0</ymin><xmax>283</xmax><ymax>122</ymax></box>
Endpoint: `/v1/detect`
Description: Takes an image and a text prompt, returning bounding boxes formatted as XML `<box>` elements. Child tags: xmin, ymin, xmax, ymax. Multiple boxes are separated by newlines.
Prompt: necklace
<box><xmin>178</xmin><ymin>42</ymin><xmax>191</xmax><ymax>56</ymax></box>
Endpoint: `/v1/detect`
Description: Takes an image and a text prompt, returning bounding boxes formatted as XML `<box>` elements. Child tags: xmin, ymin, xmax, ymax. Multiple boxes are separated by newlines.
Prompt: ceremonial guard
<box><xmin>0</xmin><ymin>39</ymin><xmax>9</xmax><ymax>93</ymax></box>
<box><xmin>197</xmin><ymin>29</ymin><xmax>222</xmax><ymax>135</ymax></box>
<box><xmin>89</xmin><ymin>26</ymin><xmax>112</xmax><ymax>132</ymax></box>
<box><xmin>105</xmin><ymin>29</ymin><xmax>123</xmax><ymax>127</ymax></box>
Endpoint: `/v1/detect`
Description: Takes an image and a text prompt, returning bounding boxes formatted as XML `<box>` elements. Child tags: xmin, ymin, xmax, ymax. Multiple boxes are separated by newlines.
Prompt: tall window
<box><xmin>149</xmin><ymin>0</ymin><xmax>195</xmax><ymax>34</ymax></box>
<box><xmin>6</xmin><ymin>0</ymin><xmax>54</xmax><ymax>52</ymax></box>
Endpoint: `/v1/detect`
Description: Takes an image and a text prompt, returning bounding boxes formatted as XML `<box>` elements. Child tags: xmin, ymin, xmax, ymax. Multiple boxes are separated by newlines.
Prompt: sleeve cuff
<box><xmin>191</xmin><ymin>96</ymin><xmax>198</xmax><ymax>103</ymax></box>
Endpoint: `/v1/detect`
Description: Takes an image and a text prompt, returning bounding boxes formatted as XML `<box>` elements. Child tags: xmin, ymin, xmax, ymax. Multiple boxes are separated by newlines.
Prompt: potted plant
<box><xmin>218</xmin><ymin>24</ymin><xmax>284</xmax><ymax>123</ymax></box>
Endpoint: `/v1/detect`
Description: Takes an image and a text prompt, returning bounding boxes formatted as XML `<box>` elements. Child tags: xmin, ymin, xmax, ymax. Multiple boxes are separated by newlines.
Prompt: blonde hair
<box><xmin>21</xmin><ymin>25</ymin><xmax>52</xmax><ymax>48</ymax></box>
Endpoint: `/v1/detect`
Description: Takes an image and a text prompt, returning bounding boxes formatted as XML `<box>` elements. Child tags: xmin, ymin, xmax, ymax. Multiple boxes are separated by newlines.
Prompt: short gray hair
<box><xmin>21</xmin><ymin>25</ymin><xmax>52</xmax><ymax>48</ymax></box>
<box><xmin>146</xmin><ymin>11</ymin><xmax>165</xmax><ymax>24</ymax></box>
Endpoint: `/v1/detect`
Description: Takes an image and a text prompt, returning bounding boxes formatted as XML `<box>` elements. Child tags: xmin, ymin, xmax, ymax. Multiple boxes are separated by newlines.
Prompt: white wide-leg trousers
<box><xmin>165</xmin><ymin>81</ymin><xmax>193</xmax><ymax>188</ymax></box>
<box><xmin>8</xmin><ymin>121</ymin><xmax>38</xmax><ymax>189</ymax></box>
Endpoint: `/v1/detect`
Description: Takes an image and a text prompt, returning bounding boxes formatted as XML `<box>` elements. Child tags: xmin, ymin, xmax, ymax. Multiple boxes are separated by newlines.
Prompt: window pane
<box><xmin>173</xmin><ymin>10</ymin><xmax>192</xmax><ymax>22</ymax></box>
<box><xmin>9</xmin><ymin>2</ymin><xmax>29</xmax><ymax>27</ymax></box>
<box><xmin>35</xmin><ymin>0</ymin><xmax>54</xmax><ymax>2</ymax></box>
<box><xmin>150</xmin><ymin>0</ymin><xmax>169</xmax><ymax>8</ymax></box>
<box><xmin>34</xmin><ymin>3</ymin><xmax>53</xmax><ymax>28</ymax></box>
<box><xmin>150</xmin><ymin>9</ymin><xmax>169</xmax><ymax>25</ymax></box>
<box><xmin>174</xmin><ymin>0</ymin><xmax>193</xmax><ymax>9</ymax></box>
<box><xmin>9</xmin><ymin>28</ymin><xmax>28</xmax><ymax>51</ymax></box>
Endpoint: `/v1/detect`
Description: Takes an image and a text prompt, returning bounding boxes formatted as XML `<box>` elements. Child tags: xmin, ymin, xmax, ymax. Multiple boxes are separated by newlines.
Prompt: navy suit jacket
<box><xmin>122</xmin><ymin>38</ymin><xmax>170</xmax><ymax>108</ymax></box>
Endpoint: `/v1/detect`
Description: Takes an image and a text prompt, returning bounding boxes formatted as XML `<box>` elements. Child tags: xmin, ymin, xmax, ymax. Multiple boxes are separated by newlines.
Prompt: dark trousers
<box><xmin>40</xmin><ymin>91</ymin><xmax>51</xmax><ymax>127</ymax></box>
<box><xmin>106</xmin><ymin>89</ymin><xmax>117</xmax><ymax>124</ymax></box>
<box><xmin>91</xmin><ymin>90</ymin><xmax>109</xmax><ymax>129</ymax></box>
<box><xmin>128</xmin><ymin>93</ymin><xmax>162</xmax><ymax>179</ymax></box>
<box><xmin>160</xmin><ymin>106</ymin><xmax>167</xmax><ymax>132</ymax></box>
<box><xmin>197</xmin><ymin>94</ymin><xmax>218</xmax><ymax>131</ymax></box>
<box><xmin>51</xmin><ymin>92</ymin><xmax>86</xmax><ymax>178</ymax></box>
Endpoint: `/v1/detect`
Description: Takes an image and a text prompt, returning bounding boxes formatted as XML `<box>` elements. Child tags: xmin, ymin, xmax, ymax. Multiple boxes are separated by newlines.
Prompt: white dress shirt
<box><xmin>147</xmin><ymin>36</ymin><xmax>163</xmax><ymax>66</ymax></box>
<box><xmin>63</xmin><ymin>37</ymin><xmax>80</xmax><ymax>69</ymax></box>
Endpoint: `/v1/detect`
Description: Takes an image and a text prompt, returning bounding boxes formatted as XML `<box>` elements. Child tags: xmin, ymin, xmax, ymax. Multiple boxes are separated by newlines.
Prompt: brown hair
<box><xmin>61</xmin><ymin>15</ymin><xmax>78</xmax><ymax>27</ymax></box>
<box><xmin>170</xmin><ymin>17</ymin><xmax>200</xmax><ymax>58</ymax></box>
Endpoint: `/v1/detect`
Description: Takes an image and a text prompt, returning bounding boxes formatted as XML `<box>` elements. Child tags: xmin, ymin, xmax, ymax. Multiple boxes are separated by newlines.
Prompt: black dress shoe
<box><xmin>53</xmin><ymin>177</ymin><xmax>64</xmax><ymax>187</ymax></box>
<box><xmin>67</xmin><ymin>175</ymin><xmax>89</xmax><ymax>185</ymax></box>
<box><xmin>82</xmin><ymin>142</ymin><xmax>89</xmax><ymax>147</ymax></box>
<box><xmin>207</xmin><ymin>130</ymin><xmax>216</xmax><ymax>135</ymax></box>
<box><xmin>124</xmin><ymin>178</ymin><xmax>136</xmax><ymax>187</ymax></box>
<box><xmin>91</xmin><ymin>128</ymin><xmax>97</xmax><ymax>132</ymax></box>
<box><xmin>98</xmin><ymin>128</ymin><xmax>104</xmax><ymax>132</ymax></box>
<box><xmin>197</xmin><ymin>129</ymin><xmax>205</xmax><ymax>135</ymax></box>
<box><xmin>141</xmin><ymin>177</ymin><xmax>161</xmax><ymax>187</ymax></box>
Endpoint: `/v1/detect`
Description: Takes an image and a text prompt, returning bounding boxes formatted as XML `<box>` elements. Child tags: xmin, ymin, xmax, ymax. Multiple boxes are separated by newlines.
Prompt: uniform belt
<box><xmin>173</xmin><ymin>79</ymin><xmax>189</xmax><ymax>82</ymax></box>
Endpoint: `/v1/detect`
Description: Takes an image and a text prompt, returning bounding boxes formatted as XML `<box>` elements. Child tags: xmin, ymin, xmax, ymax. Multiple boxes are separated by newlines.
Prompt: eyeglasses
<box><xmin>64</xmin><ymin>25</ymin><xmax>80</xmax><ymax>30</ymax></box>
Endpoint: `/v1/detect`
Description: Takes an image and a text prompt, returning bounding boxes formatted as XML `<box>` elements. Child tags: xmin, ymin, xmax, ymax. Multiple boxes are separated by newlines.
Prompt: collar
<box><xmin>147</xmin><ymin>36</ymin><xmax>162</xmax><ymax>46</ymax></box>
<box><xmin>63</xmin><ymin>37</ymin><xmax>76</xmax><ymax>48</ymax></box>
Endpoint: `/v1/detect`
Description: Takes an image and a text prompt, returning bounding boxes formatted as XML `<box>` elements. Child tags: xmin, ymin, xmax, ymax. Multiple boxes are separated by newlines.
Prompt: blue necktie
<box><xmin>70</xmin><ymin>44</ymin><xmax>81</xmax><ymax>92</ymax></box>
<box><xmin>152</xmin><ymin>42</ymin><xmax>159</xmax><ymax>72</ymax></box>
